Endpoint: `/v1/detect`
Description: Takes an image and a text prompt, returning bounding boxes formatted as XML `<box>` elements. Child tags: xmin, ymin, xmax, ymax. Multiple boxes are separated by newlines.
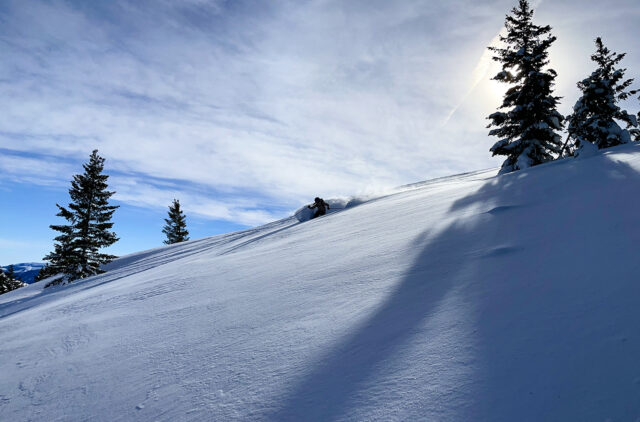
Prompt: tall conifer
<box><xmin>162</xmin><ymin>199</ymin><xmax>190</xmax><ymax>245</ymax></box>
<box><xmin>43</xmin><ymin>150</ymin><xmax>119</xmax><ymax>283</ymax></box>
<box><xmin>487</xmin><ymin>0</ymin><xmax>564</xmax><ymax>173</ymax></box>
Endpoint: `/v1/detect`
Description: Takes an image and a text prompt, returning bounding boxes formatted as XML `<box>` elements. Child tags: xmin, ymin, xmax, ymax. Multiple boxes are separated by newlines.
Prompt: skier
<box><xmin>308</xmin><ymin>197</ymin><xmax>330</xmax><ymax>219</ymax></box>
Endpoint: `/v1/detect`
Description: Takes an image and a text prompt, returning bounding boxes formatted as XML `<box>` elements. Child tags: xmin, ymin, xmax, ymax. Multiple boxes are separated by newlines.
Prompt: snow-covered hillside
<box><xmin>2</xmin><ymin>145</ymin><xmax>640</xmax><ymax>421</ymax></box>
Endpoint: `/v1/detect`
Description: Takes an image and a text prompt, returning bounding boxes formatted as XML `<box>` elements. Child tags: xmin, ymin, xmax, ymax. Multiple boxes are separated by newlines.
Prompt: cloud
<box><xmin>442</xmin><ymin>29</ymin><xmax>506</xmax><ymax>127</ymax></box>
<box><xmin>2</xmin><ymin>0</ymin><xmax>639</xmax><ymax>227</ymax></box>
<box><xmin>0</xmin><ymin>237</ymin><xmax>49</xmax><ymax>249</ymax></box>
<box><xmin>0</xmin><ymin>149</ymin><xmax>283</xmax><ymax>226</ymax></box>
<box><xmin>0</xmin><ymin>148</ymin><xmax>77</xmax><ymax>187</ymax></box>
<box><xmin>109</xmin><ymin>174</ymin><xmax>283</xmax><ymax>226</ymax></box>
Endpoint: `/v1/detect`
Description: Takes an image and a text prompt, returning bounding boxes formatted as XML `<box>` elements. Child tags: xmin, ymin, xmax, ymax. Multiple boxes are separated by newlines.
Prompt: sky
<box><xmin>1</xmin><ymin>0</ymin><xmax>640</xmax><ymax>263</ymax></box>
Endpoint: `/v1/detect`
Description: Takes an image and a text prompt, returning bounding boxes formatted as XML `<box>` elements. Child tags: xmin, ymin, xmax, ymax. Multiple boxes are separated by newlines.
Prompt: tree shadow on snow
<box><xmin>267</xmin><ymin>170</ymin><xmax>526</xmax><ymax>420</ymax></box>
<box><xmin>459</xmin><ymin>156</ymin><xmax>640</xmax><ymax>421</ymax></box>
<box><xmin>267</xmin><ymin>223</ymin><xmax>475</xmax><ymax>421</ymax></box>
<box><xmin>268</xmin><ymin>154</ymin><xmax>640</xmax><ymax>421</ymax></box>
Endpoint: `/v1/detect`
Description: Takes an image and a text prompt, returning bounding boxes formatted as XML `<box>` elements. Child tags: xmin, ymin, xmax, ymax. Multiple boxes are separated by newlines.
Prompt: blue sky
<box><xmin>1</xmin><ymin>0</ymin><xmax>640</xmax><ymax>263</ymax></box>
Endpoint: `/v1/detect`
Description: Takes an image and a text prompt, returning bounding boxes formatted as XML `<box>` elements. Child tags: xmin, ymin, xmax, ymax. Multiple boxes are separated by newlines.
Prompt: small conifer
<box><xmin>6</xmin><ymin>265</ymin><xmax>16</xmax><ymax>281</ymax></box>
<box><xmin>162</xmin><ymin>199</ymin><xmax>190</xmax><ymax>245</ymax></box>
<box><xmin>0</xmin><ymin>266</ymin><xmax>27</xmax><ymax>295</ymax></box>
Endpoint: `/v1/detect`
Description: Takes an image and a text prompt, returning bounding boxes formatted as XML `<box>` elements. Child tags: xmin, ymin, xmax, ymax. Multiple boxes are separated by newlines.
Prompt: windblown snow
<box><xmin>2</xmin><ymin>145</ymin><xmax>640</xmax><ymax>421</ymax></box>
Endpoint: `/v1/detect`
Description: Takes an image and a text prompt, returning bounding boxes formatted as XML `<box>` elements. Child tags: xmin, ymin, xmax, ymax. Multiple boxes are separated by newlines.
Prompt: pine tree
<box><xmin>42</xmin><ymin>207</ymin><xmax>76</xmax><ymax>280</ymax></box>
<box><xmin>43</xmin><ymin>150</ymin><xmax>120</xmax><ymax>284</ymax></box>
<box><xmin>34</xmin><ymin>264</ymin><xmax>60</xmax><ymax>283</ymax></box>
<box><xmin>6</xmin><ymin>265</ymin><xmax>16</xmax><ymax>281</ymax></box>
<box><xmin>0</xmin><ymin>266</ymin><xmax>27</xmax><ymax>295</ymax></box>
<box><xmin>162</xmin><ymin>199</ymin><xmax>190</xmax><ymax>244</ymax></box>
<box><xmin>487</xmin><ymin>0</ymin><xmax>564</xmax><ymax>174</ymax></box>
<box><xmin>566</xmin><ymin>38</ymin><xmax>637</xmax><ymax>154</ymax></box>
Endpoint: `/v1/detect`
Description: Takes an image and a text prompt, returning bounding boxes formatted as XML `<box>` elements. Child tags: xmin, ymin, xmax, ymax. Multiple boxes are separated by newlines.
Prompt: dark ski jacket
<box><xmin>308</xmin><ymin>198</ymin><xmax>330</xmax><ymax>214</ymax></box>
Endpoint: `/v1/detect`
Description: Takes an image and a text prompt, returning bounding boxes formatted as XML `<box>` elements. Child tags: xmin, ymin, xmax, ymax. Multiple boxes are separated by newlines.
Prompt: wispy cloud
<box><xmin>0</xmin><ymin>149</ymin><xmax>77</xmax><ymax>187</ymax></box>
<box><xmin>442</xmin><ymin>30</ymin><xmax>505</xmax><ymax>127</ymax></box>
<box><xmin>1</xmin><ymin>0</ymin><xmax>639</xmax><ymax>227</ymax></box>
<box><xmin>109</xmin><ymin>175</ymin><xmax>283</xmax><ymax>226</ymax></box>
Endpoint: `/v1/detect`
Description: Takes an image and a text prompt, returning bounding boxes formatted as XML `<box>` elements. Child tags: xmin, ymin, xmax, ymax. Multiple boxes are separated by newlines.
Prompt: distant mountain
<box><xmin>1</xmin><ymin>263</ymin><xmax>44</xmax><ymax>284</ymax></box>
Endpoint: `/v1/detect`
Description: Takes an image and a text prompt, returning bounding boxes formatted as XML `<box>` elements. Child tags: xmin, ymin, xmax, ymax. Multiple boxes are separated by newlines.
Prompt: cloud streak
<box><xmin>1</xmin><ymin>0</ymin><xmax>640</xmax><ymax>227</ymax></box>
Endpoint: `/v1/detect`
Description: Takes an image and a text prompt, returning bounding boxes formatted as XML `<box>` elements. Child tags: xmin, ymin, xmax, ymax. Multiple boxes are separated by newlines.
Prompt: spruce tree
<box><xmin>487</xmin><ymin>0</ymin><xmax>564</xmax><ymax>174</ymax></box>
<box><xmin>0</xmin><ymin>266</ymin><xmax>27</xmax><ymax>295</ymax></box>
<box><xmin>162</xmin><ymin>199</ymin><xmax>189</xmax><ymax>244</ymax></box>
<box><xmin>34</xmin><ymin>264</ymin><xmax>60</xmax><ymax>283</ymax></box>
<box><xmin>43</xmin><ymin>150</ymin><xmax>120</xmax><ymax>284</ymax></box>
<box><xmin>41</xmin><ymin>211</ymin><xmax>76</xmax><ymax>281</ymax></box>
<box><xmin>566</xmin><ymin>38</ymin><xmax>637</xmax><ymax>154</ymax></box>
<box><xmin>6</xmin><ymin>265</ymin><xmax>16</xmax><ymax>281</ymax></box>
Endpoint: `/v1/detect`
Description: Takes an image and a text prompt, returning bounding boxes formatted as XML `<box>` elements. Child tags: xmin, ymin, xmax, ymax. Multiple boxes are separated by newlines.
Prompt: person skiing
<box><xmin>308</xmin><ymin>197</ymin><xmax>330</xmax><ymax>219</ymax></box>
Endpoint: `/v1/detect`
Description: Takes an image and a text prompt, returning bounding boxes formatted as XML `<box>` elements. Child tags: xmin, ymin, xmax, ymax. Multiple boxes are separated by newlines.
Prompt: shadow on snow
<box><xmin>268</xmin><ymin>154</ymin><xmax>640</xmax><ymax>421</ymax></box>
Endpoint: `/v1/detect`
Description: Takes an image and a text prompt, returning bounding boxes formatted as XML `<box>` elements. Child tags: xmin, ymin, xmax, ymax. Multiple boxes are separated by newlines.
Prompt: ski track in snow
<box><xmin>2</xmin><ymin>144</ymin><xmax>640</xmax><ymax>421</ymax></box>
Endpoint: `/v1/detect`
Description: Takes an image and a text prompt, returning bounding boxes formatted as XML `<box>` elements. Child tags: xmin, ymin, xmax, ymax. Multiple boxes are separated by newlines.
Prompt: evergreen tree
<box><xmin>6</xmin><ymin>265</ymin><xmax>16</xmax><ymax>281</ymax></box>
<box><xmin>162</xmin><ymin>199</ymin><xmax>190</xmax><ymax>244</ymax></box>
<box><xmin>487</xmin><ymin>0</ymin><xmax>564</xmax><ymax>174</ymax></box>
<box><xmin>0</xmin><ymin>266</ymin><xmax>27</xmax><ymax>295</ymax></box>
<box><xmin>42</xmin><ymin>205</ymin><xmax>77</xmax><ymax>280</ymax></box>
<box><xmin>43</xmin><ymin>150</ymin><xmax>119</xmax><ymax>284</ymax></box>
<box><xmin>34</xmin><ymin>264</ymin><xmax>60</xmax><ymax>283</ymax></box>
<box><xmin>566</xmin><ymin>38</ymin><xmax>637</xmax><ymax>154</ymax></box>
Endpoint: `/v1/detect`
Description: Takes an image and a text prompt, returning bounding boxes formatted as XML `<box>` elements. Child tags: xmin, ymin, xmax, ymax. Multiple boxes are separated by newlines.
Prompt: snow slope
<box><xmin>2</xmin><ymin>145</ymin><xmax>640</xmax><ymax>421</ymax></box>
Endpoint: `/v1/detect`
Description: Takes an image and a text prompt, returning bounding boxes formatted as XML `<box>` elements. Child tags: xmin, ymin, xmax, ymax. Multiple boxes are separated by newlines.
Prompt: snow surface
<box><xmin>2</xmin><ymin>145</ymin><xmax>640</xmax><ymax>421</ymax></box>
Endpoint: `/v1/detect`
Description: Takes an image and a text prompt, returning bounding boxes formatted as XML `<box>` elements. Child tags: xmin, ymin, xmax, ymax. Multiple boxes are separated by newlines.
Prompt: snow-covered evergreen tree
<box><xmin>5</xmin><ymin>265</ymin><xmax>16</xmax><ymax>281</ymax></box>
<box><xmin>487</xmin><ymin>0</ymin><xmax>564</xmax><ymax>173</ymax></box>
<box><xmin>34</xmin><ymin>264</ymin><xmax>60</xmax><ymax>283</ymax></box>
<box><xmin>43</xmin><ymin>150</ymin><xmax>120</xmax><ymax>284</ymax></box>
<box><xmin>162</xmin><ymin>199</ymin><xmax>189</xmax><ymax>245</ymax></box>
<box><xmin>0</xmin><ymin>266</ymin><xmax>27</xmax><ymax>295</ymax></box>
<box><xmin>566</xmin><ymin>38</ymin><xmax>637</xmax><ymax>155</ymax></box>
